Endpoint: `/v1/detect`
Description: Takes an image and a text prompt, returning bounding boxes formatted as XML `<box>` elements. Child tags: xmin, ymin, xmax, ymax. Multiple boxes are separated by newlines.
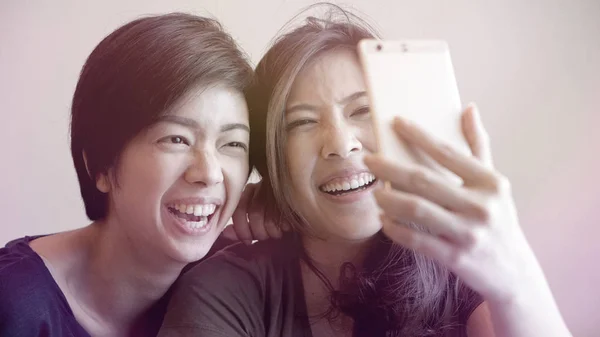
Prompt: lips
<box><xmin>320</xmin><ymin>172</ymin><xmax>376</xmax><ymax>194</ymax></box>
<box><xmin>165</xmin><ymin>197</ymin><xmax>222</xmax><ymax>233</ymax></box>
<box><xmin>167</xmin><ymin>203</ymin><xmax>217</xmax><ymax>229</ymax></box>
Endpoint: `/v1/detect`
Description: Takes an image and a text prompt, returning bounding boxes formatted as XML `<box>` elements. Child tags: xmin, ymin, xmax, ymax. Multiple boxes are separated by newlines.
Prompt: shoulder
<box><xmin>181</xmin><ymin>236</ymin><xmax>295</xmax><ymax>287</ymax></box>
<box><xmin>160</xmin><ymin>238</ymin><xmax>297</xmax><ymax>336</ymax></box>
<box><xmin>453</xmin><ymin>277</ymin><xmax>484</xmax><ymax>324</ymax></box>
<box><xmin>442</xmin><ymin>274</ymin><xmax>485</xmax><ymax>337</ymax></box>
<box><xmin>0</xmin><ymin>236</ymin><xmax>52</xmax><ymax>293</ymax></box>
<box><xmin>0</xmin><ymin>237</ymin><xmax>77</xmax><ymax>335</ymax></box>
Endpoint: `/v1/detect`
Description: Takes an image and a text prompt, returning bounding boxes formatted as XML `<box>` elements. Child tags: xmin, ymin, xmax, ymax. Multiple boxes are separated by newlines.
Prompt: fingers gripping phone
<box><xmin>358</xmin><ymin>39</ymin><xmax>471</xmax><ymax>183</ymax></box>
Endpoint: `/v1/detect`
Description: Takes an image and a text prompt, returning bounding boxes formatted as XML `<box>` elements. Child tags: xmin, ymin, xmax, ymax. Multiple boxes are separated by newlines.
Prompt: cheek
<box><xmin>358</xmin><ymin>123</ymin><xmax>377</xmax><ymax>153</ymax></box>
<box><xmin>285</xmin><ymin>137</ymin><xmax>316</xmax><ymax>200</ymax></box>
<box><xmin>117</xmin><ymin>152</ymin><xmax>184</xmax><ymax>202</ymax></box>
<box><xmin>222</xmin><ymin>156</ymin><xmax>249</xmax><ymax>200</ymax></box>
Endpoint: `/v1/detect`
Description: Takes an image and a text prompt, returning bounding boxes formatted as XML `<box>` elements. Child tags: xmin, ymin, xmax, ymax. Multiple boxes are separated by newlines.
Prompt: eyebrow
<box><xmin>339</xmin><ymin>91</ymin><xmax>368</xmax><ymax>105</ymax></box>
<box><xmin>285</xmin><ymin>91</ymin><xmax>368</xmax><ymax>115</ymax></box>
<box><xmin>157</xmin><ymin>115</ymin><xmax>249</xmax><ymax>133</ymax></box>
<box><xmin>221</xmin><ymin>123</ymin><xmax>250</xmax><ymax>133</ymax></box>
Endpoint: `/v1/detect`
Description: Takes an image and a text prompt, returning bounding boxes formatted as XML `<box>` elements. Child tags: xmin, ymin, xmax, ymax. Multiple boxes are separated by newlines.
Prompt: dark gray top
<box><xmin>158</xmin><ymin>237</ymin><xmax>483</xmax><ymax>337</ymax></box>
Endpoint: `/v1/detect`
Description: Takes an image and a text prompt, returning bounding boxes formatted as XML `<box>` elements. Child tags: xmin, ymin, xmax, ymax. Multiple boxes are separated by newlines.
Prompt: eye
<box><xmin>286</xmin><ymin>119</ymin><xmax>317</xmax><ymax>131</ymax></box>
<box><xmin>225</xmin><ymin>142</ymin><xmax>248</xmax><ymax>152</ymax></box>
<box><xmin>351</xmin><ymin>106</ymin><xmax>371</xmax><ymax>117</ymax></box>
<box><xmin>158</xmin><ymin>136</ymin><xmax>190</xmax><ymax>146</ymax></box>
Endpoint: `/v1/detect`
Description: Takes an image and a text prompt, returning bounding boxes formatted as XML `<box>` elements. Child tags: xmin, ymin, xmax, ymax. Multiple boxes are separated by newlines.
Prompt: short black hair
<box><xmin>70</xmin><ymin>13</ymin><xmax>253</xmax><ymax>220</ymax></box>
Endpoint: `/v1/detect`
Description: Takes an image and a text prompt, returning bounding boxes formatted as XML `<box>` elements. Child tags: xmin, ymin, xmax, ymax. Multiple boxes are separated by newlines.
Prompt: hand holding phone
<box><xmin>358</xmin><ymin>39</ymin><xmax>471</xmax><ymax>183</ymax></box>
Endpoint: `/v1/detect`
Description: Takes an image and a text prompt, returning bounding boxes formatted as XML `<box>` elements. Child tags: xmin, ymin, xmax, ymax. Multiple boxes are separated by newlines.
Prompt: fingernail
<box><xmin>469</xmin><ymin>103</ymin><xmax>483</xmax><ymax>125</ymax></box>
<box><xmin>392</xmin><ymin>117</ymin><xmax>404</xmax><ymax>129</ymax></box>
<box><xmin>467</xmin><ymin>103</ymin><xmax>480</xmax><ymax>118</ymax></box>
<box><xmin>395</xmin><ymin>116</ymin><xmax>413</xmax><ymax>127</ymax></box>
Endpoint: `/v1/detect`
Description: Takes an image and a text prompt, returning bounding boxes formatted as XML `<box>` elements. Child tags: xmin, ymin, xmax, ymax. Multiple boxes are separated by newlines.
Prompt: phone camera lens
<box><xmin>376</xmin><ymin>44</ymin><xmax>382</xmax><ymax>51</ymax></box>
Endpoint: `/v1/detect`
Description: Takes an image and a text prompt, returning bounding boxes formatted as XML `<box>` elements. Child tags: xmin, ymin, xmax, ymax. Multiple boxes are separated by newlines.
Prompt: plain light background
<box><xmin>1</xmin><ymin>0</ymin><xmax>598</xmax><ymax>335</ymax></box>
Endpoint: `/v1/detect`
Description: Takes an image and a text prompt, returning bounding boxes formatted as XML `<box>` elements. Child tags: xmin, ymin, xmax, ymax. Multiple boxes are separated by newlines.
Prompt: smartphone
<box><xmin>358</xmin><ymin>39</ymin><xmax>471</xmax><ymax>183</ymax></box>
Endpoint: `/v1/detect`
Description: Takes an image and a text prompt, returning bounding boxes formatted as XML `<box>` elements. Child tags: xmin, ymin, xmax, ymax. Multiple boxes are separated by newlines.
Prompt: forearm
<box><xmin>486</xmin><ymin>271</ymin><xmax>572</xmax><ymax>337</ymax></box>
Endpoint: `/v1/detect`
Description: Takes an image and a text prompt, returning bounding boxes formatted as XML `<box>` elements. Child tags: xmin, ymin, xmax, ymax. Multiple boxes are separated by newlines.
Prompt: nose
<box><xmin>320</xmin><ymin>122</ymin><xmax>363</xmax><ymax>159</ymax></box>
<box><xmin>184</xmin><ymin>149</ymin><xmax>224</xmax><ymax>186</ymax></box>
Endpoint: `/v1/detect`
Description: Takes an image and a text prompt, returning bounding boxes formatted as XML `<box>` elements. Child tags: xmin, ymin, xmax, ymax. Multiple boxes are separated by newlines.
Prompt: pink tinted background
<box><xmin>1</xmin><ymin>0</ymin><xmax>598</xmax><ymax>335</ymax></box>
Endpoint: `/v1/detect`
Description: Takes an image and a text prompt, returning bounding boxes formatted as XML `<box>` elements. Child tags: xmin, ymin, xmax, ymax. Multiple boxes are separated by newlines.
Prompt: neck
<box><xmin>299</xmin><ymin>233</ymin><xmax>376</xmax><ymax>335</ymax></box>
<box><xmin>301</xmin><ymin>233</ymin><xmax>376</xmax><ymax>288</ymax></box>
<box><xmin>73</xmin><ymin>221</ymin><xmax>185</xmax><ymax>334</ymax></box>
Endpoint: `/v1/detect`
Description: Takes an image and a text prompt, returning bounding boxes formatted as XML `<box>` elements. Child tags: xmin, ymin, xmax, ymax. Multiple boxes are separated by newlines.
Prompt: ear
<box><xmin>96</xmin><ymin>173</ymin><xmax>111</xmax><ymax>193</ymax></box>
<box><xmin>83</xmin><ymin>151</ymin><xmax>110</xmax><ymax>193</ymax></box>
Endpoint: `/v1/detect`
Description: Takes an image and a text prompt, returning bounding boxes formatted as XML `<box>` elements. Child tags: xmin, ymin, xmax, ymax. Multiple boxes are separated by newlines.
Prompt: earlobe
<box><xmin>96</xmin><ymin>173</ymin><xmax>110</xmax><ymax>193</ymax></box>
<box><xmin>83</xmin><ymin>150</ymin><xmax>110</xmax><ymax>193</ymax></box>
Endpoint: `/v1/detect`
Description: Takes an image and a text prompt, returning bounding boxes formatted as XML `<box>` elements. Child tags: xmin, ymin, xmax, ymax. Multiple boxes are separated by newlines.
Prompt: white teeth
<box><xmin>187</xmin><ymin>218</ymin><xmax>207</xmax><ymax>229</ymax></box>
<box><xmin>171</xmin><ymin>203</ymin><xmax>218</xmax><ymax>217</ymax></box>
<box><xmin>321</xmin><ymin>173</ymin><xmax>376</xmax><ymax>193</ymax></box>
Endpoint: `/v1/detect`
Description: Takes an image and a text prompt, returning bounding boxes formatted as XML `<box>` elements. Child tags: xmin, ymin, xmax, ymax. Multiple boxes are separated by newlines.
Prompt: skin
<box><xmin>30</xmin><ymin>85</ymin><xmax>250</xmax><ymax>336</ymax></box>
<box><xmin>284</xmin><ymin>49</ymin><xmax>380</xmax><ymax>243</ymax></box>
<box><xmin>235</xmin><ymin>47</ymin><xmax>571</xmax><ymax>337</ymax></box>
<box><xmin>284</xmin><ymin>49</ymin><xmax>381</xmax><ymax>336</ymax></box>
<box><xmin>367</xmin><ymin>104</ymin><xmax>571</xmax><ymax>337</ymax></box>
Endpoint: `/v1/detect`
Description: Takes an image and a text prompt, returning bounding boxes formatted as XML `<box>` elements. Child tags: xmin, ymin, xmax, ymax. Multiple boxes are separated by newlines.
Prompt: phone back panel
<box><xmin>358</xmin><ymin>39</ymin><xmax>471</xmax><ymax>180</ymax></box>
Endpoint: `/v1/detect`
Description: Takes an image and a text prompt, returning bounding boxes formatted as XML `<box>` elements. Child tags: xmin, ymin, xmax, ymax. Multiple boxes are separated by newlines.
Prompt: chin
<box><xmin>332</xmin><ymin>218</ymin><xmax>382</xmax><ymax>241</ymax></box>
<box><xmin>352</xmin><ymin>211</ymin><xmax>381</xmax><ymax>228</ymax></box>
<box><xmin>168</xmin><ymin>242</ymin><xmax>213</xmax><ymax>264</ymax></box>
<box><xmin>347</xmin><ymin>226</ymin><xmax>382</xmax><ymax>241</ymax></box>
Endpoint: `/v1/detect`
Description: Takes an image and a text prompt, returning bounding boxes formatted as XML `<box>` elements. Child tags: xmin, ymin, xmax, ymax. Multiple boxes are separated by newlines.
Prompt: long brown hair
<box><xmin>247</xmin><ymin>4</ymin><xmax>465</xmax><ymax>336</ymax></box>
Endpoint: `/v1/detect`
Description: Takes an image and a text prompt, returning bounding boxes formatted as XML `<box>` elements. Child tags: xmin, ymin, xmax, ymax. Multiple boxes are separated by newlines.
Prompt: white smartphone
<box><xmin>358</xmin><ymin>39</ymin><xmax>471</xmax><ymax>182</ymax></box>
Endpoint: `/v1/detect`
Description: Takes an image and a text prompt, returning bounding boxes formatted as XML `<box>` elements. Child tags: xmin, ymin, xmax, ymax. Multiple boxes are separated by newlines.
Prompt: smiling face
<box><xmin>99</xmin><ymin>85</ymin><xmax>249</xmax><ymax>263</ymax></box>
<box><xmin>283</xmin><ymin>48</ymin><xmax>381</xmax><ymax>242</ymax></box>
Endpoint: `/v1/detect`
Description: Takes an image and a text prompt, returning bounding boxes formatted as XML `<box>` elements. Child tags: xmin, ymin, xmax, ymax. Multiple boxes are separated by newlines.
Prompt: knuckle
<box><xmin>248</xmin><ymin>211</ymin><xmax>264</xmax><ymax>224</ymax></box>
<box><xmin>445</xmin><ymin>249</ymin><xmax>466</xmax><ymax>269</ymax></box>
<box><xmin>233</xmin><ymin>226</ymin><xmax>252</xmax><ymax>240</ymax></box>
<box><xmin>471</xmin><ymin>203</ymin><xmax>492</xmax><ymax>223</ymax></box>
<box><xmin>404</xmin><ymin>197</ymin><xmax>425</xmax><ymax>219</ymax></box>
<box><xmin>490</xmin><ymin>174</ymin><xmax>511</xmax><ymax>194</ymax></box>
<box><xmin>460</xmin><ymin>227</ymin><xmax>484</xmax><ymax>248</ymax></box>
<box><xmin>460</xmin><ymin>229</ymin><xmax>477</xmax><ymax>246</ymax></box>
<box><xmin>409</xmin><ymin>169</ymin><xmax>432</xmax><ymax>191</ymax></box>
<box><xmin>438</xmin><ymin>143</ymin><xmax>458</xmax><ymax>160</ymax></box>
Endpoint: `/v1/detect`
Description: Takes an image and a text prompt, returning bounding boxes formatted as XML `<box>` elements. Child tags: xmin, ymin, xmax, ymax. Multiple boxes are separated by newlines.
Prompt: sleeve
<box><xmin>0</xmin><ymin>260</ymin><xmax>66</xmax><ymax>337</ymax></box>
<box><xmin>456</xmin><ymin>281</ymin><xmax>485</xmax><ymax>325</ymax></box>
<box><xmin>157</xmin><ymin>251</ymin><xmax>265</xmax><ymax>337</ymax></box>
<box><xmin>0</xmin><ymin>282</ymin><xmax>31</xmax><ymax>337</ymax></box>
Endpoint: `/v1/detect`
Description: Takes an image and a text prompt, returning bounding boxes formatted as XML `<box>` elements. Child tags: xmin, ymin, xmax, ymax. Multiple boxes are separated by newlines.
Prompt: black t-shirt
<box><xmin>158</xmin><ymin>237</ymin><xmax>484</xmax><ymax>337</ymax></box>
<box><xmin>0</xmin><ymin>235</ymin><xmax>235</xmax><ymax>337</ymax></box>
